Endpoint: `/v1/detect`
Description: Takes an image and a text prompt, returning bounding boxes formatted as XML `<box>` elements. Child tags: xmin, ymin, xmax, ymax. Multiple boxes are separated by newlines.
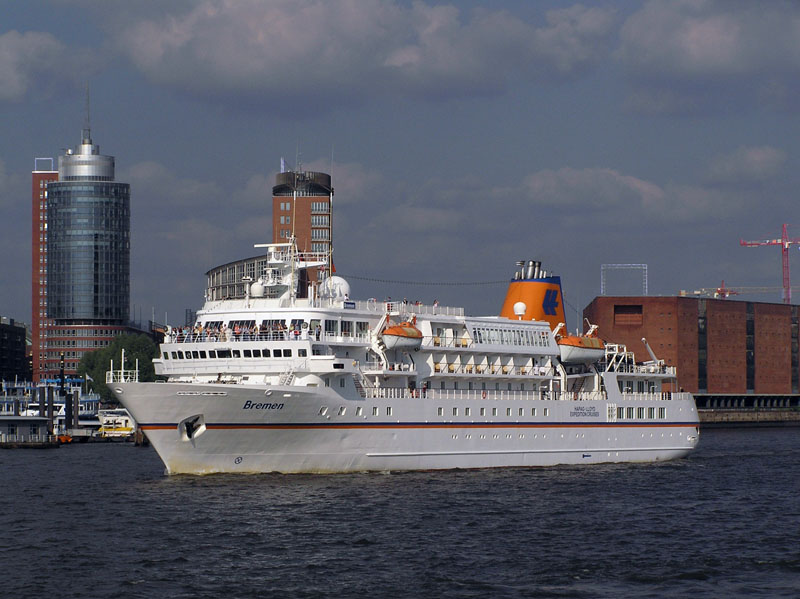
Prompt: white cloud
<box><xmin>618</xmin><ymin>0</ymin><xmax>800</xmax><ymax>114</ymax></box>
<box><xmin>111</xmin><ymin>0</ymin><xmax>616</xmax><ymax>110</ymax></box>
<box><xmin>706</xmin><ymin>146</ymin><xmax>787</xmax><ymax>185</ymax></box>
<box><xmin>0</xmin><ymin>30</ymin><xmax>100</xmax><ymax>102</ymax></box>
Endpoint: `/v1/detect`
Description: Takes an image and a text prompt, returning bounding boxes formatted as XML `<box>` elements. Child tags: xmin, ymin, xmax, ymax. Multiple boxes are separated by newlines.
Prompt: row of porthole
<box><xmin>319</xmin><ymin>406</ymin><xmax>554</xmax><ymax>418</ymax></box>
<box><xmin>440</xmin><ymin>406</ymin><xmax>551</xmax><ymax>417</ymax></box>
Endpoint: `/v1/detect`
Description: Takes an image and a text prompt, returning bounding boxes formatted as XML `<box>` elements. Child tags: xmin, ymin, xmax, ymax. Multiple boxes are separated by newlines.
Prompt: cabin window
<box><xmin>191</xmin><ymin>351</ymin><xmax>200</xmax><ymax>359</ymax></box>
<box><xmin>199</xmin><ymin>351</ymin><xmax>207</xmax><ymax>359</ymax></box>
<box><xmin>627</xmin><ymin>407</ymin><xmax>635</xmax><ymax>419</ymax></box>
<box><xmin>232</xmin><ymin>350</ymin><xmax>240</xmax><ymax>358</ymax></box>
<box><xmin>543</xmin><ymin>408</ymin><xmax>550</xmax><ymax>416</ymax></box>
<box><xmin>617</xmin><ymin>407</ymin><xmax>625</xmax><ymax>419</ymax></box>
<box><xmin>252</xmin><ymin>349</ymin><xmax>261</xmax><ymax>358</ymax></box>
<box><xmin>177</xmin><ymin>351</ymin><xmax>184</xmax><ymax>359</ymax></box>
<box><xmin>506</xmin><ymin>408</ymin><xmax>511</xmax><ymax>416</ymax></box>
<box><xmin>208</xmin><ymin>350</ymin><xmax>217</xmax><ymax>358</ymax></box>
<box><xmin>387</xmin><ymin>407</ymin><xmax>393</xmax><ymax>416</ymax></box>
<box><xmin>325</xmin><ymin>320</ymin><xmax>338</xmax><ymax>336</ymax></box>
<box><xmin>298</xmin><ymin>349</ymin><xmax>307</xmax><ymax>357</ymax></box>
<box><xmin>519</xmin><ymin>408</ymin><xmax>524</xmax><ymax>416</ymax></box>
<box><xmin>437</xmin><ymin>407</ymin><xmax>443</xmax><ymax>416</ymax></box>
<box><xmin>341</xmin><ymin>321</ymin><xmax>352</xmax><ymax>336</ymax></box>
<box><xmin>637</xmin><ymin>407</ymin><xmax>645</xmax><ymax>419</ymax></box>
<box><xmin>356</xmin><ymin>407</ymin><xmax>363</xmax><ymax>416</ymax></box>
<box><xmin>465</xmin><ymin>407</ymin><xmax>471</xmax><ymax>416</ymax></box>
<box><xmin>492</xmin><ymin>408</ymin><xmax>497</xmax><ymax>416</ymax></box>
<box><xmin>453</xmin><ymin>407</ymin><xmax>458</xmax><ymax>416</ymax></box>
<box><xmin>480</xmin><ymin>407</ymin><xmax>486</xmax><ymax>416</ymax></box>
<box><xmin>440</xmin><ymin>381</ymin><xmax>445</xmax><ymax>390</ymax></box>
<box><xmin>338</xmin><ymin>406</ymin><xmax>346</xmax><ymax>415</ymax></box>
<box><xmin>637</xmin><ymin>381</ymin><xmax>646</xmax><ymax>393</ymax></box>
<box><xmin>243</xmin><ymin>350</ymin><xmax>252</xmax><ymax>358</ymax></box>
<box><xmin>531</xmin><ymin>408</ymin><xmax>536</xmax><ymax>416</ymax></box>
<box><xmin>310</xmin><ymin>320</ymin><xmax>322</xmax><ymax>339</ymax></box>
<box><xmin>659</xmin><ymin>407</ymin><xmax>667</xmax><ymax>419</ymax></box>
<box><xmin>284</xmin><ymin>349</ymin><xmax>292</xmax><ymax>358</ymax></box>
<box><xmin>648</xmin><ymin>407</ymin><xmax>655</xmax><ymax>419</ymax></box>
<box><xmin>262</xmin><ymin>349</ymin><xmax>270</xmax><ymax>357</ymax></box>
<box><xmin>163</xmin><ymin>352</ymin><xmax>169</xmax><ymax>360</ymax></box>
<box><xmin>373</xmin><ymin>406</ymin><xmax>379</xmax><ymax>416</ymax></box>
<box><xmin>318</xmin><ymin>407</ymin><xmax>328</xmax><ymax>416</ymax></box>
<box><xmin>356</xmin><ymin>321</ymin><xmax>369</xmax><ymax>336</ymax></box>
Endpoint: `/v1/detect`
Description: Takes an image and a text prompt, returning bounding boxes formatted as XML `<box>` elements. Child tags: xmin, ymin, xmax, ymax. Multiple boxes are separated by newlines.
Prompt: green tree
<box><xmin>77</xmin><ymin>334</ymin><xmax>160</xmax><ymax>404</ymax></box>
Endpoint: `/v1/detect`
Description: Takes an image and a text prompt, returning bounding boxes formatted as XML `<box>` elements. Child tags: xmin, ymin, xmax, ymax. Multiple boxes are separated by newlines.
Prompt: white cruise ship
<box><xmin>107</xmin><ymin>241</ymin><xmax>699</xmax><ymax>474</ymax></box>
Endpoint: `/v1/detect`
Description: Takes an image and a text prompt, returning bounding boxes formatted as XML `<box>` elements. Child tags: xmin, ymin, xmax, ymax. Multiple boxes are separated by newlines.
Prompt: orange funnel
<box><xmin>499</xmin><ymin>275</ymin><xmax>566</xmax><ymax>330</ymax></box>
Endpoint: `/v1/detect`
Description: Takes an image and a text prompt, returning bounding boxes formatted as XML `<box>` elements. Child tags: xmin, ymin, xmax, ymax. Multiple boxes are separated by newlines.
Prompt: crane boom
<box><xmin>740</xmin><ymin>223</ymin><xmax>800</xmax><ymax>304</ymax></box>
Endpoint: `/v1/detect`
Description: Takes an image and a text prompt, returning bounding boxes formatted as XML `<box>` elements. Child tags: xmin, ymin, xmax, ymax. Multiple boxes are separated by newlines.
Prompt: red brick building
<box><xmin>583</xmin><ymin>296</ymin><xmax>799</xmax><ymax>395</ymax></box>
<box><xmin>31</xmin><ymin>160</ymin><xmax>58</xmax><ymax>382</ymax></box>
<box><xmin>272</xmin><ymin>170</ymin><xmax>332</xmax><ymax>256</ymax></box>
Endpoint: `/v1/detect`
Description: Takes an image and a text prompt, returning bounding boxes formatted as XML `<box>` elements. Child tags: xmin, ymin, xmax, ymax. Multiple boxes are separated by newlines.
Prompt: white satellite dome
<box><xmin>320</xmin><ymin>276</ymin><xmax>351</xmax><ymax>299</ymax></box>
<box><xmin>250</xmin><ymin>280</ymin><xmax>265</xmax><ymax>297</ymax></box>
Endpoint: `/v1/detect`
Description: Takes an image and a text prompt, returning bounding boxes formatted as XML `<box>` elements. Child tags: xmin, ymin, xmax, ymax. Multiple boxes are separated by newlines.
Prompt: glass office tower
<box><xmin>47</xmin><ymin>127</ymin><xmax>130</xmax><ymax>322</ymax></box>
<box><xmin>43</xmin><ymin>127</ymin><xmax>131</xmax><ymax>375</ymax></box>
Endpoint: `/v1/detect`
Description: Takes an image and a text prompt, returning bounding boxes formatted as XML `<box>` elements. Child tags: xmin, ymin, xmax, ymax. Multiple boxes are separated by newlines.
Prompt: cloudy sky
<box><xmin>3</xmin><ymin>0</ymin><xmax>800</xmax><ymax>330</ymax></box>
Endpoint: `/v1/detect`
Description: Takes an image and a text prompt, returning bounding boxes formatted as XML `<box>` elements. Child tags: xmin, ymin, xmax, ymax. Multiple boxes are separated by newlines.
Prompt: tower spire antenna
<box><xmin>82</xmin><ymin>82</ymin><xmax>92</xmax><ymax>144</ymax></box>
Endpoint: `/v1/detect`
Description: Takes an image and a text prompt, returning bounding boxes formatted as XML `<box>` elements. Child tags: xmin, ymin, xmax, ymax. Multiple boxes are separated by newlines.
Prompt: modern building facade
<box><xmin>272</xmin><ymin>169</ymin><xmax>333</xmax><ymax>257</ymax></box>
<box><xmin>0</xmin><ymin>317</ymin><xmax>29</xmax><ymax>381</ymax></box>
<box><xmin>583</xmin><ymin>296</ymin><xmax>799</xmax><ymax>396</ymax></box>
<box><xmin>31</xmin><ymin>159</ymin><xmax>58</xmax><ymax>382</ymax></box>
<box><xmin>38</xmin><ymin>126</ymin><xmax>131</xmax><ymax>380</ymax></box>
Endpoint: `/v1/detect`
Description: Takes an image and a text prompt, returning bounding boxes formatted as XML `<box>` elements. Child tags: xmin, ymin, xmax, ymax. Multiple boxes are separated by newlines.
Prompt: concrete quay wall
<box><xmin>699</xmin><ymin>408</ymin><xmax>800</xmax><ymax>428</ymax></box>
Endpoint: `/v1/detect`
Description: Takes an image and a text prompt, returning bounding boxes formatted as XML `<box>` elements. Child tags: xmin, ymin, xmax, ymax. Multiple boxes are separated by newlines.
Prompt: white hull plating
<box><xmin>114</xmin><ymin>382</ymin><xmax>699</xmax><ymax>475</ymax></box>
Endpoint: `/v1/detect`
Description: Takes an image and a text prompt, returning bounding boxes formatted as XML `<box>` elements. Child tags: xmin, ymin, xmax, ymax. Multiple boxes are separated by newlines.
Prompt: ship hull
<box><xmin>112</xmin><ymin>382</ymin><xmax>699</xmax><ymax>475</ymax></box>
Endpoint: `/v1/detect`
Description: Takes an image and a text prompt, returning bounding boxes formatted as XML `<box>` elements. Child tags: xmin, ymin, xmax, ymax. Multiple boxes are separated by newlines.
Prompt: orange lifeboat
<box><xmin>382</xmin><ymin>319</ymin><xmax>423</xmax><ymax>350</ymax></box>
<box><xmin>555</xmin><ymin>323</ymin><xmax>605</xmax><ymax>364</ymax></box>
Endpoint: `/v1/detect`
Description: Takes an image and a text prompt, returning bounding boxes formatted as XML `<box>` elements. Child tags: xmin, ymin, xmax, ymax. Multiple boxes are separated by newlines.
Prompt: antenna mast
<box><xmin>82</xmin><ymin>82</ymin><xmax>92</xmax><ymax>144</ymax></box>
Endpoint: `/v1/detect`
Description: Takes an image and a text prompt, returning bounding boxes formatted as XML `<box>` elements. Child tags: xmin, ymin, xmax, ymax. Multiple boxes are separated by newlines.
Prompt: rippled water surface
<box><xmin>2</xmin><ymin>428</ymin><xmax>799</xmax><ymax>598</ymax></box>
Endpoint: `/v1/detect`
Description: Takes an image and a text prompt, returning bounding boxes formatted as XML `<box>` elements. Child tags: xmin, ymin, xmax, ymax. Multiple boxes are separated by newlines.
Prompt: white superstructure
<box><xmin>108</xmin><ymin>241</ymin><xmax>699</xmax><ymax>474</ymax></box>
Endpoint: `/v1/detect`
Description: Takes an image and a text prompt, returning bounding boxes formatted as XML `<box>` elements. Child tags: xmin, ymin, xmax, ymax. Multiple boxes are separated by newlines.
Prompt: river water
<box><xmin>2</xmin><ymin>427</ymin><xmax>798</xmax><ymax>598</ymax></box>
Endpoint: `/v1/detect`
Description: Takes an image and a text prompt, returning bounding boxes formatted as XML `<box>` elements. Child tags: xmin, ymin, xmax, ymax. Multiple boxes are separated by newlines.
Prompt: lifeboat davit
<box><xmin>382</xmin><ymin>321</ymin><xmax>423</xmax><ymax>350</ymax></box>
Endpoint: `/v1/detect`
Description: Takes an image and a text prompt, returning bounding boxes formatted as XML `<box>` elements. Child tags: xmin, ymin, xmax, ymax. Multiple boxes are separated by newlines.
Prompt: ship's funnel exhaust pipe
<box><xmin>526</xmin><ymin>260</ymin><xmax>535</xmax><ymax>279</ymax></box>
